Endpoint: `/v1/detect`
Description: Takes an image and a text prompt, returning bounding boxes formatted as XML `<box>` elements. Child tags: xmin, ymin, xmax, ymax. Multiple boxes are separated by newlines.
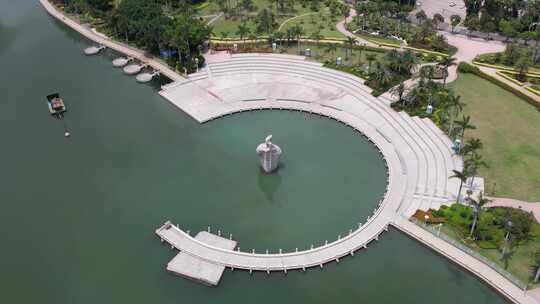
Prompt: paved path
<box><xmin>335</xmin><ymin>8</ymin><xmax>376</xmax><ymax>47</ymax></box>
<box><xmin>278</xmin><ymin>12</ymin><xmax>318</xmax><ymax>31</ymax></box>
<box><xmin>39</xmin><ymin>0</ymin><xmax>184</xmax><ymax>82</ymax></box>
<box><xmin>486</xmin><ymin>197</ymin><xmax>540</xmax><ymax>222</ymax></box>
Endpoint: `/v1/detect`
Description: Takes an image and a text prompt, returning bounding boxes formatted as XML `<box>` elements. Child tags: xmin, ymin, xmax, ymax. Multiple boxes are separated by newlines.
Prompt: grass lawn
<box><xmin>449</xmin><ymin>73</ymin><xmax>540</xmax><ymax>202</ymax></box>
<box><xmin>207</xmin><ymin>0</ymin><xmax>342</xmax><ymax>38</ymax></box>
<box><xmin>279</xmin><ymin>10</ymin><xmax>345</xmax><ymax>39</ymax></box>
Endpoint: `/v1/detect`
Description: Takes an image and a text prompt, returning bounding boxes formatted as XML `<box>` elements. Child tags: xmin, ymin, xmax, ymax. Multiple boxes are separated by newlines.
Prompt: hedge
<box><xmin>496</xmin><ymin>71</ymin><xmax>525</xmax><ymax>86</ymax></box>
<box><xmin>458</xmin><ymin>62</ymin><xmax>540</xmax><ymax>110</ymax></box>
<box><xmin>525</xmin><ymin>86</ymin><xmax>540</xmax><ymax>97</ymax></box>
<box><xmin>210</xmin><ymin>39</ymin><xmax>389</xmax><ymax>54</ymax></box>
<box><xmin>472</xmin><ymin>61</ymin><xmax>540</xmax><ymax>77</ymax></box>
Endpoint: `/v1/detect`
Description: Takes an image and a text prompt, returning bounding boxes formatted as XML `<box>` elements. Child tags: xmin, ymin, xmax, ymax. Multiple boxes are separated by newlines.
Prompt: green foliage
<box><xmin>110</xmin><ymin>0</ymin><xmax>170</xmax><ymax>53</ymax></box>
<box><xmin>436</xmin><ymin>204</ymin><xmax>537</xmax><ymax>249</ymax></box>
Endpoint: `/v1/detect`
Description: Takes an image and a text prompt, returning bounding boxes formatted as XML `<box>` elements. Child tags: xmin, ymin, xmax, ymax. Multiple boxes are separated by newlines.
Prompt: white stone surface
<box><xmin>159</xmin><ymin>226</ymin><xmax>237</xmax><ymax>286</ymax></box>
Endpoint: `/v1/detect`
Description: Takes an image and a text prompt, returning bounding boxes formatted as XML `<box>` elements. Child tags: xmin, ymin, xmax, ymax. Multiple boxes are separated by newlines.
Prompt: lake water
<box><xmin>0</xmin><ymin>1</ymin><xmax>507</xmax><ymax>303</ymax></box>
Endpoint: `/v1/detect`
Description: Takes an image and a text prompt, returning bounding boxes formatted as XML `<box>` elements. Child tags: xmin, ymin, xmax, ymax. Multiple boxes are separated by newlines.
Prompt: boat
<box><xmin>46</xmin><ymin>93</ymin><xmax>67</xmax><ymax>118</ymax></box>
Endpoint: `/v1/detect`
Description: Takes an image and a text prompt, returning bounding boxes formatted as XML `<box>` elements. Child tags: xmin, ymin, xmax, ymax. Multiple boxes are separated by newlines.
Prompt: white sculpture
<box><xmin>256</xmin><ymin>135</ymin><xmax>282</xmax><ymax>173</ymax></box>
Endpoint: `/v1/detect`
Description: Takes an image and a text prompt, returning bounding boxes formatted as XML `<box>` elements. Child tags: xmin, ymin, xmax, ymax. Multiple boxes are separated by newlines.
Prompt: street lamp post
<box><xmin>501</xmin><ymin>220</ymin><xmax>513</xmax><ymax>261</ymax></box>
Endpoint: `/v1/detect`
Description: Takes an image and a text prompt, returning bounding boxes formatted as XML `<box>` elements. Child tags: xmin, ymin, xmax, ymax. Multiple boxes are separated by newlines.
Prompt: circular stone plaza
<box><xmin>36</xmin><ymin>1</ymin><xmax>538</xmax><ymax>303</ymax></box>
<box><xmin>156</xmin><ymin>53</ymin><xmax>462</xmax><ymax>272</ymax></box>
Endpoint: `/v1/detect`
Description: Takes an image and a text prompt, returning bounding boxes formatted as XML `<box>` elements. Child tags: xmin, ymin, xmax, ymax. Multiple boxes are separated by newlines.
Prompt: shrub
<box><xmin>457</xmin><ymin>62</ymin><xmax>480</xmax><ymax>73</ymax></box>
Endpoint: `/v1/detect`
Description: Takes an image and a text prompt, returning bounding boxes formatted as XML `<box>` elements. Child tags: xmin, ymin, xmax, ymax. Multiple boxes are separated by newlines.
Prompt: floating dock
<box><xmin>123</xmin><ymin>63</ymin><xmax>146</xmax><ymax>75</ymax></box>
<box><xmin>156</xmin><ymin>221</ymin><xmax>237</xmax><ymax>286</ymax></box>
<box><xmin>84</xmin><ymin>45</ymin><xmax>105</xmax><ymax>55</ymax></box>
<box><xmin>112</xmin><ymin>57</ymin><xmax>132</xmax><ymax>67</ymax></box>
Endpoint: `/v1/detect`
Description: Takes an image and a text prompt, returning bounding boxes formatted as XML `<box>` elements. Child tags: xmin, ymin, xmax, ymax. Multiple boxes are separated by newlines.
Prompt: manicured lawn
<box><xmin>279</xmin><ymin>10</ymin><xmax>345</xmax><ymax>39</ymax></box>
<box><xmin>207</xmin><ymin>0</ymin><xmax>342</xmax><ymax>38</ymax></box>
<box><xmin>449</xmin><ymin>73</ymin><xmax>540</xmax><ymax>202</ymax></box>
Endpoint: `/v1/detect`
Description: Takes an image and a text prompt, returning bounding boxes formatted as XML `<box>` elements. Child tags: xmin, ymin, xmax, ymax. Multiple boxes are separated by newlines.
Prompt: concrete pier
<box><xmin>156</xmin><ymin>222</ymin><xmax>237</xmax><ymax>286</ymax></box>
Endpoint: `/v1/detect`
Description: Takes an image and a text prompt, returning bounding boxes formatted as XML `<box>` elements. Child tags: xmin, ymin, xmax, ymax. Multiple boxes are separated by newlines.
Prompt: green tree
<box><xmin>255</xmin><ymin>8</ymin><xmax>277</xmax><ymax>35</ymax></box>
<box><xmin>515</xmin><ymin>57</ymin><xmax>530</xmax><ymax>82</ymax></box>
<box><xmin>447</xmin><ymin>94</ymin><xmax>463</xmax><ymax>137</ymax></box>
<box><xmin>324</xmin><ymin>43</ymin><xmax>337</xmax><ymax>57</ymax></box>
<box><xmin>365</xmin><ymin>53</ymin><xmax>376</xmax><ymax>73</ymax></box>
<box><xmin>499</xmin><ymin>19</ymin><xmax>518</xmax><ymax>42</ymax></box>
<box><xmin>455</xmin><ymin>115</ymin><xmax>476</xmax><ymax>140</ymax></box>
<box><xmin>464</xmin><ymin>152</ymin><xmax>487</xmax><ymax>192</ymax></box>
<box><xmin>450</xmin><ymin>14</ymin><xmax>461</xmax><ymax>33</ymax></box>
<box><xmin>461</xmin><ymin>138</ymin><xmax>483</xmax><ymax>156</ymax></box>
<box><xmin>293</xmin><ymin>24</ymin><xmax>305</xmax><ymax>53</ymax></box>
<box><xmin>433</xmin><ymin>13</ymin><xmax>444</xmax><ymax>30</ymax></box>
<box><xmin>345</xmin><ymin>36</ymin><xmax>357</xmax><ymax>60</ymax></box>
<box><xmin>236</xmin><ymin>22</ymin><xmax>251</xmax><ymax>47</ymax></box>
<box><xmin>438</xmin><ymin>56</ymin><xmax>457</xmax><ymax>87</ymax></box>
<box><xmin>533</xmin><ymin>250</ymin><xmax>540</xmax><ymax>283</ymax></box>
<box><xmin>113</xmin><ymin>0</ymin><xmax>170</xmax><ymax>53</ymax></box>
<box><xmin>415</xmin><ymin>10</ymin><xmax>427</xmax><ymax>24</ymax></box>
<box><xmin>450</xmin><ymin>169</ymin><xmax>469</xmax><ymax>203</ymax></box>
<box><xmin>164</xmin><ymin>11</ymin><xmax>210</xmax><ymax>70</ymax></box>
<box><xmin>390</xmin><ymin>82</ymin><xmax>407</xmax><ymax>107</ymax></box>
<box><xmin>468</xmin><ymin>191</ymin><xmax>491</xmax><ymax>237</ymax></box>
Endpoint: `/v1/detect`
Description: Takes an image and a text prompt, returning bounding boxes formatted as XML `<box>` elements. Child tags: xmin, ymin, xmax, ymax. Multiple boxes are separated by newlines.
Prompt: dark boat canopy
<box><xmin>46</xmin><ymin>93</ymin><xmax>59</xmax><ymax>101</ymax></box>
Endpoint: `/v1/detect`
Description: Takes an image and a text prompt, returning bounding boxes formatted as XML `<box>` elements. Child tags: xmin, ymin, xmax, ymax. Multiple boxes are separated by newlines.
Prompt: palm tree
<box><xmin>373</xmin><ymin>62</ymin><xmax>392</xmax><ymax>87</ymax></box>
<box><xmin>285</xmin><ymin>28</ymin><xmax>294</xmax><ymax>46</ymax></box>
<box><xmin>462</xmin><ymin>138</ymin><xmax>483</xmax><ymax>156</ymax></box>
<box><xmin>325</xmin><ymin>44</ymin><xmax>337</xmax><ymax>57</ymax></box>
<box><xmin>236</xmin><ymin>23</ymin><xmax>250</xmax><ymax>47</ymax></box>
<box><xmin>390</xmin><ymin>82</ymin><xmax>407</xmax><ymax>107</ymax></box>
<box><xmin>366</xmin><ymin>53</ymin><xmax>376</xmax><ymax>73</ymax></box>
<box><xmin>273</xmin><ymin>30</ymin><xmax>284</xmax><ymax>48</ymax></box>
<box><xmin>533</xmin><ymin>250</ymin><xmax>540</xmax><ymax>283</ymax></box>
<box><xmin>220</xmin><ymin>31</ymin><xmax>229</xmax><ymax>39</ymax></box>
<box><xmin>345</xmin><ymin>36</ymin><xmax>357</xmax><ymax>60</ymax></box>
<box><xmin>450</xmin><ymin>169</ymin><xmax>469</xmax><ymax>203</ymax></box>
<box><xmin>455</xmin><ymin>115</ymin><xmax>476</xmax><ymax>140</ymax></box>
<box><xmin>464</xmin><ymin>152</ymin><xmax>488</xmax><ymax>191</ymax></box>
<box><xmin>439</xmin><ymin>56</ymin><xmax>457</xmax><ymax>86</ymax></box>
<box><xmin>468</xmin><ymin>191</ymin><xmax>491</xmax><ymax>237</ymax></box>
<box><xmin>447</xmin><ymin>94</ymin><xmax>463</xmax><ymax>137</ymax></box>
<box><xmin>309</xmin><ymin>30</ymin><xmax>323</xmax><ymax>48</ymax></box>
<box><xmin>293</xmin><ymin>24</ymin><xmax>305</xmax><ymax>54</ymax></box>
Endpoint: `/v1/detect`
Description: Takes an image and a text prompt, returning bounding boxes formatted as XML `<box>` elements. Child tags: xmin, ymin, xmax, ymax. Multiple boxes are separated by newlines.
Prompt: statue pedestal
<box><xmin>256</xmin><ymin>135</ymin><xmax>282</xmax><ymax>173</ymax></box>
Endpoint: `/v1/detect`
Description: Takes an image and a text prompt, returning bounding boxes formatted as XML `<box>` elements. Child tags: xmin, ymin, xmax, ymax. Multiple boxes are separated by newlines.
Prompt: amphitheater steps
<box><xmin>409</xmin><ymin>116</ymin><xmax>449</xmax><ymax>198</ymax></box>
<box><xmin>397</xmin><ymin>112</ymin><xmax>442</xmax><ymax>197</ymax></box>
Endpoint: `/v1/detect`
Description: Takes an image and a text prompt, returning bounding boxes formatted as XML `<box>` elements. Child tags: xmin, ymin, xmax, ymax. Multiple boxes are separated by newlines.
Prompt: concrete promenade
<box><xmin>39</xmin><ymin>0</ymin><xmax>183</xmax><ymax>82</ymax></box>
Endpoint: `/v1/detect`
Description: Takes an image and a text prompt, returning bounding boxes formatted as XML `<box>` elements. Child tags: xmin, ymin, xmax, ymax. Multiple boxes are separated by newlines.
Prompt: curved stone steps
<box><xmin>409</xmin><ymin>116</ymin><xmax>449</xmax><ymax>197</ymax></box>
